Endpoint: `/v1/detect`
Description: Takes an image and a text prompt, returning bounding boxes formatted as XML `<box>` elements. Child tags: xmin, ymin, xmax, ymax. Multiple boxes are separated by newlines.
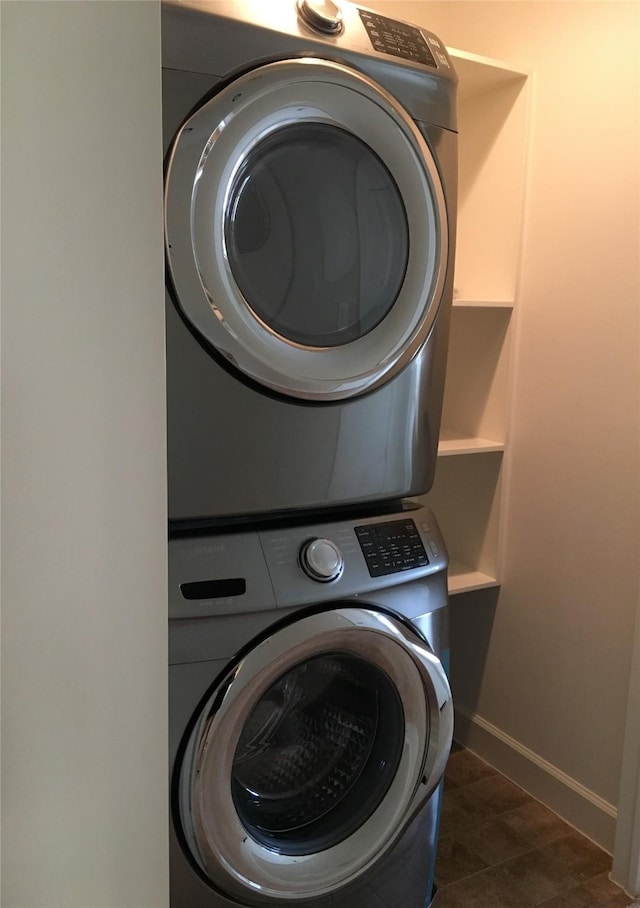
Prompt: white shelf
<box><xmin>438</xmin><ymin>433</ymin><xmax>505</xmax><ymax>456</ymax></box>
<box><xmin>448</xmin><ymin>563</ymin><xmax>500</xmax><ymax>596</ymax></box>
<box><xmin>439</xmin><ymin>307</ymin><xmax>512</xmax><ymax>449</ymax></box>
<box><xmin>422</xmin><ymin>452</ymin><xmax>503</xmax><ymax>594</ymax></box>
<box><xmin>450</xmin><ymin>48</ymin><xmax>527</xmax><ymax>102</ymax></box>
<box><xmin>448</xmin><ymin>48</ymin><xmax>529</xmax><ymax>305</ymax></box>
<box><xmin>429</xmin><ymin>49</ymin><xmax>529</xmax><ymax>596</ymax></box>
<box><xmin>453</xmin><ymin>299</ymin><xmax>515</xmax><ymax>310</ymax></box>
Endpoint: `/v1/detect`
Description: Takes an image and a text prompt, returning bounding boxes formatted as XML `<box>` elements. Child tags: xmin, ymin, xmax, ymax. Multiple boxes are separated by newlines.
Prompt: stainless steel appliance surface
<box><xmin>169</xmin><ymin>501</ymin><xmax>453</xmax><ymax>907</ymax></box>
<box><xmin>162</xmin><ymin>0</ymin><xmax>458</xmax><ymax>526</ymax></box>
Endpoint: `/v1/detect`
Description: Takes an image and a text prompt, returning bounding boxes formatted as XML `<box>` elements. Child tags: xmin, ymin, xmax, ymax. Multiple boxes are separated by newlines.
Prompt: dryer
<box><xmin>162</xmin><ymin>0</ymin><xmax>458</xmax><ymax>526</ymax></box>
<box><xmin>169</xmin><ymin>501</ymin><xmax>453</xmax><ymax>907</ymax></box>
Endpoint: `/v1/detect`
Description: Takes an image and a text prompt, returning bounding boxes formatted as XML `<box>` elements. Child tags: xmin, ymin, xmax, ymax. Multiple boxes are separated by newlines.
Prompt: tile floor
<box><xmin>432</xmin><ymin>744</ymin><xmax>638</xmax><ymax>908</ymax></box>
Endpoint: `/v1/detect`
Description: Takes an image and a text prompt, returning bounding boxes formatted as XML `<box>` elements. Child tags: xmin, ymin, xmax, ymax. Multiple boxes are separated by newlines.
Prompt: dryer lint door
<box><xmin>174</xmin><ymin>606</ymin><xmax>453</xmax><ymax>905</ymax></box>
<box><xmin>164</xmin><ymin>57</ymin><xmax>449</xmax><ymax>401</ymax></box>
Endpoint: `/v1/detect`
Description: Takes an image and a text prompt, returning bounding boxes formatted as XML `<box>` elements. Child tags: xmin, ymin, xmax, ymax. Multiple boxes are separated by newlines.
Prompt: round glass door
<box><xmin>176</xmin><ymin>607</ymin><xmax>453</xmax><ymax>904</ymax></box>
<box><xmin>225</xmin><ymin>123</ymin><xmax>409</xmax><ymax>348</ymax></box>
<box><xmin>165</xmin><ymin>58</ymin><xmax>448</xmax><ymax>401</ymax></box>
<box><xmin>231</xmin><ymin>652</ymin><xmax>405</xmax><ymax>855</ymax></box>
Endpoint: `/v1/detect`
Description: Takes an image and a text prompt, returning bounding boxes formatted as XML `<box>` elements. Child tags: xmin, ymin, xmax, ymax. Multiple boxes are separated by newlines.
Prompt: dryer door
<box><xmin>175</xmin><ymin>607</ymin><xmax>453</xmax><ymax>905</ymax></box>
<box><xmin>165</xmin><ymin>57</ymin><xmax>449</xmax><ymax>401</ymax></box>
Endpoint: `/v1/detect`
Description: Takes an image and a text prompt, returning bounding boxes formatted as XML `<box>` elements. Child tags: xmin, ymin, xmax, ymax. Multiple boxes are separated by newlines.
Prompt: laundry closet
<box><xmin>2</xmin><ymin>2</ymin><xmax>638</xmax><ymax>906</ymax></box>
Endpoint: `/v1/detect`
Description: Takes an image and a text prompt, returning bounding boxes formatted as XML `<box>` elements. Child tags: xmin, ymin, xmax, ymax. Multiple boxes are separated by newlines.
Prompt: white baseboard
<box><xmin>454</xmin><ymin>706</ymin><xmax>617</xmax><ymax>853</ymax></box>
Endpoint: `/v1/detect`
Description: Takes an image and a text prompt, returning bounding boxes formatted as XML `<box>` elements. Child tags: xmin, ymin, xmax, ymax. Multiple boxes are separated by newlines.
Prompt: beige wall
<box><xmin>373</xmin><ymin>0</ymin><xmax>640</xmax><ymax>842</ymax></box>
<box><xmin>1</xmin><ymin>2</ymin><xmax>168</xmax><ymax>905</ymax></box>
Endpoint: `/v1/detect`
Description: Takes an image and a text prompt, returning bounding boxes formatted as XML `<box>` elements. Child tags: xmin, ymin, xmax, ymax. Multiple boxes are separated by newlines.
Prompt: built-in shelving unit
<box><xmin>425</xmin><ymin>49</ymin><xmax>529</xmax><ymax>595</ymax></box>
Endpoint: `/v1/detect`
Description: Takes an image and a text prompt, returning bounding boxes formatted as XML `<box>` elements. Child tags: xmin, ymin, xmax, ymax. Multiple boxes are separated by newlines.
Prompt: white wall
<box><xmin>1</xmin><ymin>3</ymin><xmax>168</xmax><ymax>906</ymax></box>
<box><xmin>372</xmin><ymin>0</ymin><xmax>640</xmax><ymax>848</ymax></box>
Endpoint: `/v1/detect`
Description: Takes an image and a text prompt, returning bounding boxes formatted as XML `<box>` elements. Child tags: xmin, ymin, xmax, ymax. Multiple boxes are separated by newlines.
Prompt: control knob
<box><xmin>296</xmin><ymin>0</ymin><xmax>344</xmax><ymax>35</ymax></box>
<box><xmin>300</xmin><ymin>538</ymin><xmax>344</xmax><ymax>582</ymax></box>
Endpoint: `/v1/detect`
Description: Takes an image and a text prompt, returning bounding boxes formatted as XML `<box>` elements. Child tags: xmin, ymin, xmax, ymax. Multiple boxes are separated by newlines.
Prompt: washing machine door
<box><xmin>164</xmin><ymin>57</ymin><xmax>449</xmax><ymax>401</ymax></box>
<box><xmin>175</xmin><ymin>607</ymin><xmax>453</xmax><ymax>905</ymax></box>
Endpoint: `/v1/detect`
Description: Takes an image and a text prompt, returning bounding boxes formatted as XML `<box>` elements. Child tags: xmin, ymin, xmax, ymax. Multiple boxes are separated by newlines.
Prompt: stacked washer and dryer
<box><xmin>163</xmin><ymin>2</ymin><xmax>458</xmax><ymax>906</ymax></box>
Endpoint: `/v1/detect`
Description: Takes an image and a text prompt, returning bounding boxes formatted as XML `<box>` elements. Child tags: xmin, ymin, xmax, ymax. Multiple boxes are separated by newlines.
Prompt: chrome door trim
<box><xmin>165</xmin><ymin>57</ymin><xmax>448</xmax><ymax>401</ymax></box>
<box><xmin>178</xmin><ymin>607</ymin><xmax>453</xmax><ymax>903</ymax></box>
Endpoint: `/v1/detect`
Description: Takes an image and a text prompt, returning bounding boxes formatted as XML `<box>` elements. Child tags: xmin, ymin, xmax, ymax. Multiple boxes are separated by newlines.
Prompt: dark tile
<box><xmin>435</xmin><ymin>751</ymin><xmax>626</xmax><ymax>908</ymax></box>
<box><xmin>435</xmin><ymin>835</ymin><xmax>489</xmax><ymax>886</ymax></box>
<box><xmin>439</xmin><ymin>772</ymin><xmax>532</xmax><ymax>837</ymax></box>
<box><xmin>580</xmin><ymin>873</ymin><xmax>638</xmax><ymax>906</ymax></box>
<box><xmin>439</xmin><ymin>787</ymin><xmax>491</xmax><ymax>830</ymax></box>
<box><xmin>453</xmin><ymin>814</ymin><xmax>532</xmax><ymax>866</ymax></box>
<box><xmin>537</xmin><ymin>872</ymin><xmax>636</xmax><ymax>907</ymax></box>
<box><xmin>541</xmin><ymin>832</ymin><xmax>611</xmax><ymax>884</ymax></box>
<box><xmin>437</xmin><ymin>862</ymin><xmax>539</xmax><ymax>908</ymax></box>
<box><xmin>453</xmin><ymin>772</ymin><xmax>533</xmax><ymax>818</ymax></box>
<box><xmin>493</xmin><ymin>845</ymin><xmax>579</xmax><ymax>905</ymax></box>
<box><xmin>444</xmin><ymin>748</ymin><xmax>498</xmax><ymax>789</ymax></box>
<box><xmin>500</xmin><ymin>800</ymin><xmax>573</xmax><ymax>848</ymax></box>
<box><xmin>438</xmin><ymin>800</ymin><xmax>479</xmax><ymax>838</ymax></box>
<box><xmin>534</xmin><ymin>896</ymin><xmax>577</xmax><ymax>908</ymax></box>
<box><xmin>430</xmin><ymin>886</ymin><xmax>461</xmax><ymax>908</ymax></box>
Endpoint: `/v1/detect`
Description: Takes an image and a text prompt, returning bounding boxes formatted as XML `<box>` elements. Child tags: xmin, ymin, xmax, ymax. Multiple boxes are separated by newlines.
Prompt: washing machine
<box><xmin>162</xmin><ymin>0</ymin><xmax>458</xmax><ymax>527</ymax></box>
<box><xmin>169</xmin><ymin>501</ymin><xmax>453</xmax><ymax>907</ymax></box>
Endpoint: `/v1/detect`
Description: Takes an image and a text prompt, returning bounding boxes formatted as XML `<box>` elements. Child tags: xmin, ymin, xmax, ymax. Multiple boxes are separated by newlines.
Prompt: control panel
<box><xmin>291</xmin><ymin>0</ymin><xmax>450</xmax><ymax>72</ymax></box>
<box><xmin>169</xmin><ymin>504</ymin><xmax>447</xmax><ymax>617</ymax></box>
<box><xmin>358</xmin><ymin>9</ymin><xmax>437</xmax><ymax>67</ymax></box>
<box><xmin>355</xmin><ymin>518</ymin><xmax>429</xmax><ymax>578</ymax></box>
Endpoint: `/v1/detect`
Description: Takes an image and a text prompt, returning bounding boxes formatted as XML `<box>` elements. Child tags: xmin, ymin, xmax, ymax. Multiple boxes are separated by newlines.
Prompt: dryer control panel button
<box><xmin>300</xmin><ymin>538</ymin><xmax>344</xmax><ymax>582</ymax></box>
<box><xmin>296</xmin><ymin>0</ymin><xmax>343</xmax><ymax>34</ymax></box>
<box><xmin>355</xmin><ymin>518</ymin><xmax>430</xmax><ymax>578</ymax></box>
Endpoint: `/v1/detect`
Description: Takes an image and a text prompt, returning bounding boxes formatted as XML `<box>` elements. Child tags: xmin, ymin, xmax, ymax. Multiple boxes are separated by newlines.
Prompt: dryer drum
<box><xmin>230</xmin><ymin>652</ymin><xmax>406</xmax><ymax>853</ymax></box>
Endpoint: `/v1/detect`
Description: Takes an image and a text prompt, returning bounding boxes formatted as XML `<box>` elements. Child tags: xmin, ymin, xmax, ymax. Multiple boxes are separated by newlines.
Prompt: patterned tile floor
<box><xmin>432</xmin><ymin>745</ymin><xmax>638</xmax><ymax>908</ymax></box>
